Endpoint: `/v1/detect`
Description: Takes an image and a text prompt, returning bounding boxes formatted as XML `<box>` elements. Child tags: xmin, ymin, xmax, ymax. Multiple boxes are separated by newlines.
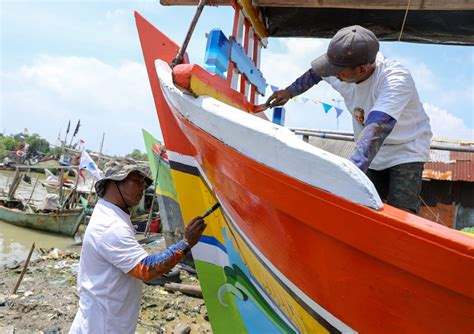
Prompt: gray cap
<box><xmin>311</xmin><ymin>25</ymin><xmax>379</xmax><ymax>77</ymax></box>
<box><xmin>95</xmin><ymin>158</ymin><xmax>153</xmax><ymax>198</ymax></box>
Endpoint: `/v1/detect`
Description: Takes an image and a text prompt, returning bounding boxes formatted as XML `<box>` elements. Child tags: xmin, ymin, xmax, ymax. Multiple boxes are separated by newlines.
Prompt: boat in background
<box><xmin>142</xmin><ymin>129</ymin><xmax>186</xmax><ymax>245</ymax></box>
<box><xmin>0</xmin><ymin>166</ymin><xmax>86</xmax><ymax>237</ymax></box>
<box><xmin>41</xmin><ymin>168</ymin><xmax>96</xmax><ymax>199</ymax></box>
<box><xmin>135</xmin><ymin>2</ymin><xmax>474</xmax><ymax>332</ymax></box>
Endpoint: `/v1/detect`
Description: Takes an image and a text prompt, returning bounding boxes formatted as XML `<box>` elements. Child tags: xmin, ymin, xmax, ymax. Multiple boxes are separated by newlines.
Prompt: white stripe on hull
<box><xmin>156</xmin><ymin>60</ymin><xmax>382</xmax><ymax>210</ymax></box>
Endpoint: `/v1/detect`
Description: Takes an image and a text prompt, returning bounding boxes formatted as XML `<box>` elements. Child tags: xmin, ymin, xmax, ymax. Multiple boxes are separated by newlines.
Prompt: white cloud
<box><xmin>261</xmin><ymin>37</ymin><xmax>328</xmax><ymax>87</ymax></box>
<box><xmin>388</xmin><ymin>55</ymin><xmax>437</xmax><ymax>92</ymax></box>
<box><xmin>260</xmin><ymin>42</ymin><xmax>473</xmax><ymax>141</ymax></box>
<box><xmin>260</xmin><ymin>38</ymin><xmax>351</xmax><ymax>132</ymax></box>
<box><xmin>2</xmin><ymin>55</ymin><xmax>161</xmax><ymax>155</ymax></box>
<box><xmin>424</xmin><ymin>103</ymin><xmax>473</xmax><ymax>140</ymax></box>
<box><xmin>438</xmin><ymin>85</ymin><xmax>474</xmax><ymax>109</ymax></box>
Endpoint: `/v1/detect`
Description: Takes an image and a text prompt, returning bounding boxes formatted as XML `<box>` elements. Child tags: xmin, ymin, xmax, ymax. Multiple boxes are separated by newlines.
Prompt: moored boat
<box><xmin>135</xmin><ymin>4</ymin><xmax>474</xmax><ymax>333</ymax></box>
<box><xmin>0</xmin><ymin>166</ymin><xmax>86</xmax><ymax>237</ymax></box>
<box><xmin>0</xmin><ymin>204</ymin><xmax>85</xmax><ymax>237</ymax></box>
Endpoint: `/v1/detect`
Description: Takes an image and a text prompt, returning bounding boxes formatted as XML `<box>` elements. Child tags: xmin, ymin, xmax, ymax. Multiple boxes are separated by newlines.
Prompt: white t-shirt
<box><xmin>324</xmin><ymin>53</ymin><xmax>432</xmax><ymax>170</ymax></box>
<box><xmin>69</xmin><ymin>199</ymin><xmax>148</xmax><ymax>334</ymax></box>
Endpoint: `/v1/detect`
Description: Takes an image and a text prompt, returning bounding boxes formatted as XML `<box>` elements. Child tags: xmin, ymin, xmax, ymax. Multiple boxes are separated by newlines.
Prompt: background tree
<box><xmin>26</xmin><ymin>134</ymin><xmax>51</xmax><ymax>157</ymax></box>
<box><xmin>0</xmin><ymin>133</ymin><xmax>51</xmax><ymax>160</ymax></box>
<box><xmin>126</xmin><ymin>149</ymin><xmax>148</xmax><ymax>161</ymax></box>
<box><xmin>0</xmin><ymin>135</ymin><xmax>19</xmax><ymax>159</ymax></box>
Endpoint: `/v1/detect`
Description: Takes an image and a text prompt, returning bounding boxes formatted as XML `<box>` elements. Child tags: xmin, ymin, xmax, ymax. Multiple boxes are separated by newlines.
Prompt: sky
<box><xmin>1</xmin><ymin>1</ymin><xmax>473</xmax><ymax>156</ymax></box>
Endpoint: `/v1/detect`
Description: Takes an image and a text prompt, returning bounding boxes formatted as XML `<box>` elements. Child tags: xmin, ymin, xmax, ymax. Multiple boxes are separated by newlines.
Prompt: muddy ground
<box><xmin>0</xmin><ymin>243</ymin><xmax>211</xmax><ymax>334</ymax></box>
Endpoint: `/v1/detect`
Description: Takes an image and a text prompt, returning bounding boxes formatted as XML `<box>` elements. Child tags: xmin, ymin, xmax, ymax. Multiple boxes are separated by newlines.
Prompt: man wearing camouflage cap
<box><xmin>267</xmin><ymin>25</ymin><xmax>432</xmax><ymax>214</ymax></box>
<box><xmin>70</xmin><ymin>159</ymin><xmax>206</xmax><ymax>333</ymax></box>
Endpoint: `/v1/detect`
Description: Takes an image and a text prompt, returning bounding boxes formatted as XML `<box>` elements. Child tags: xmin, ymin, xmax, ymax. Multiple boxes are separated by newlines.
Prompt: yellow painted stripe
<box><xmin>189</xmin><ymin>76</ymin><xmax>250</xmax><ymax>112</ymax></box>
<box><xmin>236</xmin><ymin>0</ymin><xmax>270</xmax><ymax>40</ymax></box>
<box><xmin>227</xmin><ymin>222</ymin><xmax>330</xmax><ymax>333</ymax></box>
<box><xmin>170</xmin><ymin>169</ymin><xmax>226</xmax><ymax>246</ymax></box>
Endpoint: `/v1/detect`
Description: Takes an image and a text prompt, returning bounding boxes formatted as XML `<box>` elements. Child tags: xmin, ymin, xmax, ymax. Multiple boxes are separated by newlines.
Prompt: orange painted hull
<box><xmin>135</xmin><ymin>12</ymin><xmax>474</xmax><ymax>333</ymax></box>
<box><xmin>173</xmin><ymin>108</ymin><xmax>474</xmax><ymax>333</ymax></box>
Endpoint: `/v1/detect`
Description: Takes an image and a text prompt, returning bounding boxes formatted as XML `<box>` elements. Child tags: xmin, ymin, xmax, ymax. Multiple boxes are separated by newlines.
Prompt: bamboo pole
<box><xmin>26</xmin><ymin>173</ymin><xmax>41</xmax><ymax>204</ymax></box>
<box><xmin>12</xmin><ymin>243</ymin><xmax>35</xmax><ymax>295</ymax></box>
<box><xmin>7</xmin><ymin>168</ymin><xmax>21</xmax><ymax>199</ymax></box>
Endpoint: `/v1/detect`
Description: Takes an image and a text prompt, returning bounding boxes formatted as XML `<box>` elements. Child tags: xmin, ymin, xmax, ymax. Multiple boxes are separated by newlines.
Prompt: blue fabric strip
<box><xmin>286</xmin><ymin>69</ymin><xmax>322</xmax><ymax>97</ymax></box>
<box><xmin>139</xmin><ymin>240</ymin><xmax>188</xmax><ymax>267</ymax></box>
<box><xmin>350</xmin><ymin>110</ymin><xmax>397</xmax><ymax>173</ymax></box>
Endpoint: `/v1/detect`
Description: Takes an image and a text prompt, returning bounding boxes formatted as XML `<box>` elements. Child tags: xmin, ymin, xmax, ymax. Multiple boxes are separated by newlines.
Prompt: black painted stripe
<box><xmin>223</xmin><ymin>211</ymin><xmax>343</xmax><ymax>334</ymax></box>
<box><xmin>169</xmin><ymin>160</ymin><xmax>200</xmax><ymax>176</ymax></box>
<box><xmin>168</xmin><ymin>155</ymin><xmax>344</xmax><ymax>333</ymax></box>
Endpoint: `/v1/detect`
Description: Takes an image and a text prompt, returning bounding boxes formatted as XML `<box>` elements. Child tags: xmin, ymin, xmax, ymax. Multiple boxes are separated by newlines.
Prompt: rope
<box><xmin>398</xmin><ymin>0</ymin><xmax>412</xmax><ymax>42</ymax></box>
<box><xmin>418</xmin><ymin>194</ymin><xmax>447</xmax><ymax>227</ymax></box>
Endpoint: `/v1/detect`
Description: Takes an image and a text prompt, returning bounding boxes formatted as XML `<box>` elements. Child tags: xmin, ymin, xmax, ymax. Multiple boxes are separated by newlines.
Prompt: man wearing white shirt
<box><xmin>70</xmin><ymin>159</ymin><xmax>206</xmax><ymax>333</ymax></box>
<box><xmin>267</xmin><ymin>25</ymin><xmax>432</xmax><ymax>213</ymax></box>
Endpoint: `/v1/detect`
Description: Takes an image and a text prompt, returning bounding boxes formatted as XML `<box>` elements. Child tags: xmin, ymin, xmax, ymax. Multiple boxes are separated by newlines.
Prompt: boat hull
<box><xmin>0</xmin><ymin>206</ymin><xmax>84</xmax><ymax>237</ymax></box>
<box><xmin>135</xmin><ymin>12</ymin><xmax>474</xmax><ymax>333</ymax></box>
<box><xmin>169</xmin><ymin>110</ymin><xmax>474</xmax><ymax>333</ymax></box>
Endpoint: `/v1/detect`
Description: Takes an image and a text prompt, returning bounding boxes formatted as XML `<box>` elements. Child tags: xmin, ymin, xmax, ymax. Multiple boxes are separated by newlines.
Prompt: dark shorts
<box><xmin>366</xmin><ymin>162</ymin><xmax>424</xmax><ymax>213</ymax></box>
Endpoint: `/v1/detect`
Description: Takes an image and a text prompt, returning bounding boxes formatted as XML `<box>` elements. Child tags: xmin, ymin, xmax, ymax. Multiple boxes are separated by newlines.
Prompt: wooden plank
<box><xmin>240</xmin><ymin>20</ymin><xmax>250</xmax><ymax>96</ymax></box>
<box><xmin>160</xmin><ymin>0</ymin><xmax>474</xmax><ymax>10</ymax></box>
<box><xmin>161</xmin><ymin>0</ymin><xmax>474</xmax><ymax>10</ymax></box>
<box><xmin>159</xmin><ymin>0</ymin><xmax>270</xmax><ymax>39</ymax></box>
<box><xmin>236</xmin><ymin>0</ymin><xmax>270</xmax><ymax>39</ymax></box>
<box><xmin>160</xmin><ymin>0</ymin><xmax>231</xmax><ymax>5</ymax></box>
<box><xmin>252</xmin><ymin>0</ymin><xmax>474</xmax><ymax>10</ymax></box>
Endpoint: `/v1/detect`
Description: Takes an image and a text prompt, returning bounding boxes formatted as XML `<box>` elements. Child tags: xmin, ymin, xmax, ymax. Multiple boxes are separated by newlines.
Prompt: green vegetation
<box><xmin>1</xmin><ymin>132</ymin><xmax>148</xmax><ymax>163</ymax></box>
<box><xmin>461</xmin><ymin>226</ymin><xmax>474</xmax><ymax>233</ymax></box>
<box><xmin>126</xmin><ymin>149</ymin><xmax>148</xmax><ymax>161</ymax></box>
<box><xmin>0</xmin><ymin>133</ymin><xmax>51</xmax><ymax>160</ymax></box>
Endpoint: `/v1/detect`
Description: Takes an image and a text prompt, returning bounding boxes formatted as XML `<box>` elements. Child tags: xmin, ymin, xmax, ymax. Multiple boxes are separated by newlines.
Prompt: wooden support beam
<box><xmin>160</xmin><ymin>0</ymin><xmax>231</xmax><ymax>5</ymax></box>
<box><xmin>161</xmin><ymin>0</ymin><xmax>474</xmax><ymax>10</ymax></box>
<box><xmin>252</xmin><ymin>0</ymin><xmax>474</xmax><ymax>10</ymax></box>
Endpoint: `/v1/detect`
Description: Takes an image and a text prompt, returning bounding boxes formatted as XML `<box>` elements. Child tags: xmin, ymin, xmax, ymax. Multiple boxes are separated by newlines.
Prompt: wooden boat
<box><xmin>41</xmin><ymin>169</ymin><xmax>95</xmax><ymax>197</ymax></box>
<box><xmin>135</xmin><ymin>3</ymin><xmax>474</xmax><ymax>333</ymax></box>
<box><xmin>0</xmin><ymin>203</ymin><xmax>84</xmax><ymax>237</ymax></box>
<box><xmin>0</xmin><ymin>166</ymin><xmax>86</xmax><ymax>237</ymax></box>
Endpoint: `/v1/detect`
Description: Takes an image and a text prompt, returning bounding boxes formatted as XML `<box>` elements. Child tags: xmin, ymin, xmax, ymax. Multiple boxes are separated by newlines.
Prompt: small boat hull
<box><xmin>0</xmin><ymin>205</ymin><xmax>85</xmax><ymax>237</ymax></box>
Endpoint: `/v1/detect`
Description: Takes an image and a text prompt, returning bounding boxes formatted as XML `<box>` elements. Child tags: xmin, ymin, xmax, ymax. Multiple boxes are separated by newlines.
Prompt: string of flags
<box><xmin>269</xmin><ymin>85</ymin><xmax>344</xmax><ymax>118</ymax></box>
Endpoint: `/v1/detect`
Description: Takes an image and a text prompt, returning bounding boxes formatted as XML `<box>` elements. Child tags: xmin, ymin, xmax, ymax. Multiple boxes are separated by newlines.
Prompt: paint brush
<box><xmin>253</xmin><ymin>103</ymin><xmax>269</xmax><ymax>113</ymax></box>
<box><xmin>199</xmin><ymin>203</ymin><xmax>221</xmax><ymax>220</ymax></box>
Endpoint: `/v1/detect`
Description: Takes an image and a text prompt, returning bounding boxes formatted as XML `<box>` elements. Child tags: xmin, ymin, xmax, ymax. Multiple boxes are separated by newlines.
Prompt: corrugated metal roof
<box><xmin>309</xmin><ymin>137</ymin><xmax>354</xmax><ymax>159</ymax></box>
<box><xmin>308</xmin><ymin>136</ymin><xmax>474</xmax><ymax>182</ymax></box>
<box><xmin>426</xmin><ymin>139</ymin><xmax>474</xmax><ymax>182</ymax></box>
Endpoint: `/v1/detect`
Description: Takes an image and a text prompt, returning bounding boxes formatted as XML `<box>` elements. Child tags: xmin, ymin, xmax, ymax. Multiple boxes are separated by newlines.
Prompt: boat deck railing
<box><xmin>290</xmin><ymin>128</ymin><xmax>474</xmax><ymax>153</ymax></box>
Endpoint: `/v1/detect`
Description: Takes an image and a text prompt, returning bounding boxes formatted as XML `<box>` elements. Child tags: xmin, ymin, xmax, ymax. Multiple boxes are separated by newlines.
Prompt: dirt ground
<box><xmin>0</xmin><ymin>245</ymin><xmax>211</xmax><ymax>334</ymax></box>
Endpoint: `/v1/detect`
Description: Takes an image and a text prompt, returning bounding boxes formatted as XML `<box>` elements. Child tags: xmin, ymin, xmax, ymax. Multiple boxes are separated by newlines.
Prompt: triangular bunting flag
<box><xmin>270</xmin><ymin>85</ymin><xmax>279</xmax><ymax>92</ymax></box>
<box><xmin>312</xmin><ymin>99</ymin><xmax>321</xmax><ymax>104</ymax></box>
<box><xmin>321</xmin><ymin>102</ymin><xmax>333</xmax><ymax>113</ymax></box>
<box><xmin>335</xmin><ymin>107</ymin><xmax>344</xmax><ymax>118</ymax></box>
<box><xmin>301</xmin><ymin>97</ymin><xmax>309</xmax><ymax>104</ymax></box>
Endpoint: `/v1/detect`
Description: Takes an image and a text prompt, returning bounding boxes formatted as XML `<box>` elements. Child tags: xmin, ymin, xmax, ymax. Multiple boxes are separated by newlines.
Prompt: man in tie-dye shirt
<box><xmin>70</xmin><ymin>159</ymin><xmax>206</xmax><ymax>333</ymax></box>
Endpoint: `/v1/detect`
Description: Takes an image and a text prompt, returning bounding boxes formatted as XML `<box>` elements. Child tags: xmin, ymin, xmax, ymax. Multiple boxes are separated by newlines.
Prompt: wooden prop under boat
<box><xmin>135</xmin><ymin>12</ymin><xmax>474</xmax><ymax>334</ymax></box>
